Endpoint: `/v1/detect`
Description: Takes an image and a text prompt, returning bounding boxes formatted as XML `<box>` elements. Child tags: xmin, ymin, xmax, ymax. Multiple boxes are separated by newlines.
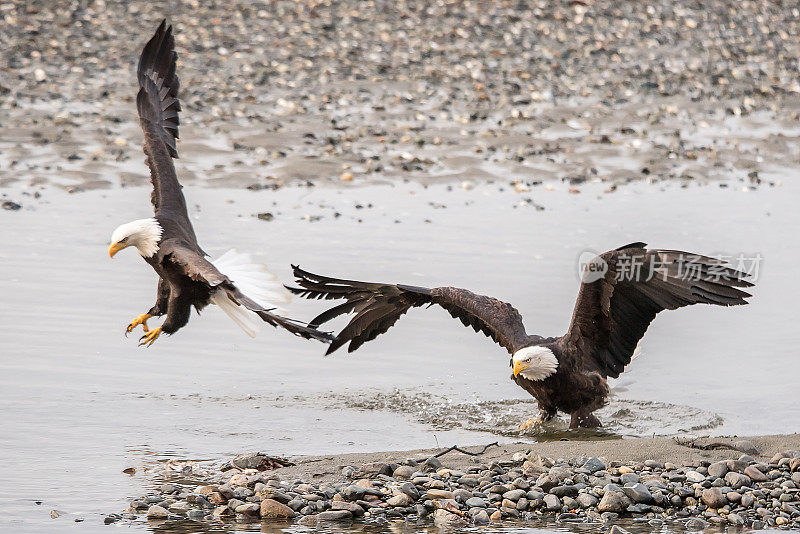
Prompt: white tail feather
<box><xmin>209</xmin><ymin>249</ymin><xmax>293</xmax><ymax>337</ymax></box>
<box><xmin>211</xmin><ymin>292</ymin><xmax>260</xmax><ymax>338</ymax></box>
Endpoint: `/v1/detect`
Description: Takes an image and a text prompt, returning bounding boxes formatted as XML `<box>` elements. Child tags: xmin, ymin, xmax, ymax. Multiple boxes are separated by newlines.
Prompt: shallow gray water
<box><xmin>0</xmin><ymin>176</ymin><xmax>796</xmax><ymax>532</ymax></box>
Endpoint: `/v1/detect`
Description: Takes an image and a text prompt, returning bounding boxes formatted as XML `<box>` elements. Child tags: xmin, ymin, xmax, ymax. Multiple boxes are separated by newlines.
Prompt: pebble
<box><xmin>259</xmin><ymin>498</ymin><xmax>295</xmax><ymax>519</ymax></box>
<box><xmin>623</xmin><ymin>484</ymin><xmax>652</xmax><ymax>503</ymax></box>
<box><xmin>331</xmin><ymin>501</ymin><xmax>364</xmax><ymax>516</ymax></box>
<box><xmin>393</xmin><ymin>465</ymin><xmax>415</xmax><ymax>479</ymax></box>
<box><xmin>465</xmin><ymin>496</ymin><xmax>486</xmax><ymax>508</ymax></box>
<box><xmin>686</xmin><ymin>517</ymin><xmax>709</xmax><ymax>530</ymax></box>
<box><xmin>399</xmin><ymin>482</ymin><xmax>420</xmax><ymax>499</ymax></box>
<box><xmin>708</xmin><ymin>461</ymin><xmax>728</xmax><ymax>478</ymax></box>
<box><xmin>433</xmin><ymin>509</ymin><xmax>468</xmax><ymax>527</ymax></box>
<box><xmin>340</xmin><ymin>485</ymin><xmax>366</xmax><ymax>500</ymax></box>
<box><xmin>296</xmin><ymin>515</ymin><xmax>317</xmax><ymax>526</ymax></box>
<box><xmin>195</xmin><ymin>485</ymin><xmax>216</xmax><ymax>496</ymax></box>
<box><xmin>427</xmin><ymin>489</ymin><xmax>455</xmax><ymax>500</ymax></box>
<box><xmin>685</xmin><ymin>471</ymin><xmax>705</xmax><ymax>483</ymax></box>
<box><xmin>744</xmin><ymin>465</ymin><xmax>768</xmax><ymax>482</ymax></box>
<box><xmin>387</xmin><ymin>494</ymin><xmax>413</xmax><ymax>506</ymax></box>
<box><xmin>727</xmin><ymin>491</ymin><xmax>742</xmax><ymax>503</ymax></box>
<box><xmin>502</xmin><ymin>489</ymin><xmax>526</xmax><ymax>501</ymax></box>
<box><xmin>187</xmin><ymin>509</ymin><xmax>205</xmax><ymax>520</ymax></box>
<box><xmin>423</xmin><ymin>457</ymin><xmax>442</xmax><ymax>471</ymax></box>
<box><xmin>598</xmin><ymin>491</ymin><xmax>631</xmax><ymax>513</ymax></box>
<box><xmin>235</xmin><ymin>503</ymin><xmax>260</xmax><ymax>515</ymax></box>
<box><xmin>360</xmin><ymin>462</ymin><xmax>391</xmax><ymax>476</ymax></box>
<box><xmin>544</xmin><ymin>494</ymin><xmax>561</xmax><ymax>510</ymax></box>
<box><xmin>724</xmin><ymin>471</ymin><xmax>751</xmax><ymax>489</ymax></box>
<box><xmin>584</xmin><ymin>457</ymin><xmax>606</xmax><ymax>473</ymax></box>
<box><xmin>316</xmin><ymin>510</ymin><xmax>352</xmax><ymax>521</ymax></box>
<box><xmin>473</xmin><ymin>509</ymin><xmax>490</xmax><ymax>525</ymax></box>
<box><xmin>146</xmin><ymin>505</ymin><xmax>168</xmax><ymax>519</ymax></box>
<box><xmin>701</xmin><ymin>488</ymin><xmax>727</xmax><ymax>509</ymax></box>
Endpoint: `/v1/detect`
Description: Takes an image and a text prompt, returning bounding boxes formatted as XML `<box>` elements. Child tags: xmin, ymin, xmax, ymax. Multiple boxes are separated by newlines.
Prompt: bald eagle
<box><xmin>108</xmin><ymin>21</ymin><xmax>330</xmax><ymax>346</ymax></box>
<box><xmin>288</xmin><ymin>243</ymin><xmax>752</xmax><ymax>428</ymax></box>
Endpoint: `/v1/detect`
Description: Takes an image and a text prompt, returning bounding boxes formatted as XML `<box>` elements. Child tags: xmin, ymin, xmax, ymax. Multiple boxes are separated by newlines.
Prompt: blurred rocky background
<box><xmin>1</xmin><ymin>0</ymin><xmax>798</xmax><ymax>191</ymax></box>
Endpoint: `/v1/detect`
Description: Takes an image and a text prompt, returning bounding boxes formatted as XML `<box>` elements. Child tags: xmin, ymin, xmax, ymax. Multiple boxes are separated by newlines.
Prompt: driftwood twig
<box><xmin>674</xmin><ymin>437</ymin><xmax>737</xmax><ymax>451</ymax></box>
<box><xmin>433</xmin><ymin>442</ymin><xmax>499</xmax><ymax>458</ymax></box>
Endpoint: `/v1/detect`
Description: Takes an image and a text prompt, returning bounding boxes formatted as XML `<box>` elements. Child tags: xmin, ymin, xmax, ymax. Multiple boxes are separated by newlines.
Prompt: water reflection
<box><xmin>141</xmin><ymin>515</ymin><xmax>730</xmax><ymax>534</ymax></box>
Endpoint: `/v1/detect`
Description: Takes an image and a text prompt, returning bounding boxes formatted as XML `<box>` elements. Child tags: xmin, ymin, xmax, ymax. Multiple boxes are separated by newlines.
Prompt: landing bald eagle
<box><xmin>289</xmin><ymin>243</ymin><xmax>752</xmax><ymax>428</ymax></box>
<box><xmin>108</xmin><ymin>21</ymin><xmax>330</xmax><ymax>346</ymax></box>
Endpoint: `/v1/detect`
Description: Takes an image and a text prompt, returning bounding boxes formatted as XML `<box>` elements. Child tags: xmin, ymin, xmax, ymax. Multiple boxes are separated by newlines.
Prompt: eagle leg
<box><xmin>126</xmin><ymin>313</ymin><xmax>152</xmax><ymax>335</ymax></box>
<box><xmin>518</xmin><ymin>408</ymin><xmax>557</xmax><ymax>431</ymax></box>
<box><xmin>138</xmin><ymin>327</ymin><xmax>162</xmax><ymax>347</ymax></box>
<box><xmin>569</xmin><ymin>409</ymin><xmax>602</xmax><ymax>429</ymax></box>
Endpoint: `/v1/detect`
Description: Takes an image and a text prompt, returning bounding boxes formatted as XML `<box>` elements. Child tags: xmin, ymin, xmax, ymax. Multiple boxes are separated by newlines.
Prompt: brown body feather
<box><xmin>289</xmin><ymin>242</ymin><xmax>752</xmax><ymax>427</ymax></box>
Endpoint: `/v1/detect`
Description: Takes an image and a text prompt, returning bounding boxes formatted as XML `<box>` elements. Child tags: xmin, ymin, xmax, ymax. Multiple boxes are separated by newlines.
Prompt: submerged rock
<box><xmin>433</xmin><ymin>509</ymin><xmax>468</xmax><ymax>528</ymax></box>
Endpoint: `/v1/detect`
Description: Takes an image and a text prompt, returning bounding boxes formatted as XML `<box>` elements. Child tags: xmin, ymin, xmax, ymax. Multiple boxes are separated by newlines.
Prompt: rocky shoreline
<box><xmin>115</xmin><ymin>437</ymin><xmax>800</xmax><ymax>530</ymax></box>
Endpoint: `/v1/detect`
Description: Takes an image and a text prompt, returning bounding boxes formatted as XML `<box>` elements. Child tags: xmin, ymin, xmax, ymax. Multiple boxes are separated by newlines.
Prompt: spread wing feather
<box><xmin>136</xmin><ymin>20</ymin><xmax>189</xmax><ymax>220</ymax></box>
<box><xmin>165</xmin><ymin>246</ymin><xmax>331</xmax><ymax>342</ymax></box>
<box><xmin>560</xmin><ymin>243</ymin><xmax>753</xmax><ymax>378</ymax></box>
<box><xmin>287</xmin><ymin>266</ymin><xmax>530</xmax><ymax>355</ymax></box>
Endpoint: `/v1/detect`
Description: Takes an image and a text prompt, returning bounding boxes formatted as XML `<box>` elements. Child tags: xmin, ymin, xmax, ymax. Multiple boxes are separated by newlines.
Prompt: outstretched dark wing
<box><xmin>559</xmin><ymin>242</ymin><xmax>753</xmax><ymax>378</ymax></box>
<box><xmin>166</xmin><ymin>245</ymin><xmax>331</xmax><ymax>342</ymax></box>
<box><xmin>137</xmin><ymin>20</ymin><xmax>189</xmax><ymax>221</ymax></box>
<box><xmin>288</xmin><ymin>266</ymin><xmax>530</xmax><ymax>355</ymax></box>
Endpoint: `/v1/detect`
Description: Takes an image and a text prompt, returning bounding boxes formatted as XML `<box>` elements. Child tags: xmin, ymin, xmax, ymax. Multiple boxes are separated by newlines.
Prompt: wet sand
<box><xmin>280</xmin><ymin>435</ymin><xmax>800</xmax><ymax>486</ymax></box>
<box><xmin>2</xmin><ymin>0</ymin><xmax>800</xmax><ymax>197</ymax></box>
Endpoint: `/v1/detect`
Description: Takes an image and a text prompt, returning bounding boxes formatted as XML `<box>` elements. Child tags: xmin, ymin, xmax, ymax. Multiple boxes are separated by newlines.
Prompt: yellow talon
<box><xmin>518</xmin><ymin>417</ymin><xmax>544</xmax><ymax>432</ymax></box>
<box><xmin>126</xmin><ymin>313</ymin><xmax>152</xmax><ymax>335</ymax></box>
<box><xmin>139</xmin><ymin>327</ymin><xmax>162</xmax><ymax>347</ymax></box>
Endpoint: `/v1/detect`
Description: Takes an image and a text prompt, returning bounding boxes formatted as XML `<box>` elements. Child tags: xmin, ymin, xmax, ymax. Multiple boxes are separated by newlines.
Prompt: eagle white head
<box><xmin>108</xmin><ymin>218</ymin><xmax>163</xmax><ymax>258</ymax></box>
<box><xmin>512</xmin><ymin>346</ymin><xmax>559</xmax><ymax>381</ymax></box>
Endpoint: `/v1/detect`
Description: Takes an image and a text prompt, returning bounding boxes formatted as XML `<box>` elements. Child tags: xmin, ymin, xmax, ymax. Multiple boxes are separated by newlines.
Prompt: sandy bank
<box><xmin>279</xmin><ymin>434</ymin><xmax>800</xmax><ymax>484</ymax></box>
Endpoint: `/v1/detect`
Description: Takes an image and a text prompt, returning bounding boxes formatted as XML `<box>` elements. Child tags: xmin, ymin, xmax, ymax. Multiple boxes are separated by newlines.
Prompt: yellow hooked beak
<box><xmin>108</xmin><ymin>242</ymin><xmax>124</xmax><ymax>258</ymax></box>
<box><xmin>513</xmin><ymin>360</ymin><xmax>529</xmax><ymax>377</ymax></box>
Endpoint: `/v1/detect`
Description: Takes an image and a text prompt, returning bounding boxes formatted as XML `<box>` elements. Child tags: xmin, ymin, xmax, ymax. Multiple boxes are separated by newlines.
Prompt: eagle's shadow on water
<box><xmin>320</xmin><ymin>389</ymin><xmax>724</xmax><ymax>441</ymax></box>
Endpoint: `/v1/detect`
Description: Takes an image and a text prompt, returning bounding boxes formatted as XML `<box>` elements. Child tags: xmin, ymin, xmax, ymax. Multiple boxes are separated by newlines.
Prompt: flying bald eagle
<box><xmin>108</xmin><ymin>21</ymin><xmax>330</xmax><ymax>346</ymax></box>
<box><xmin>288</xmin><ymin>243</ymin><xmax>753</xmax><ymax>428</ymax></box>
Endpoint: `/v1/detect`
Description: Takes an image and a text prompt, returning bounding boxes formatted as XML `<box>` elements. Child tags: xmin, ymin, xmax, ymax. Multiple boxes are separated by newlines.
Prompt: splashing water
<box><xmin>319</xmin><ymin>389</ymin><xmax>723</xmax><ymax>439</ymax></box>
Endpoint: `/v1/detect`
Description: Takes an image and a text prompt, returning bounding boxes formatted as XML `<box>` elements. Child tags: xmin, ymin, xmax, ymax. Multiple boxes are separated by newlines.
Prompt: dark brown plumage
<box><xmin>289</xmin><ymin>242</ymin><xmax>753</xmax><ymax>428</ymax></box>
<box><xmin>110</xmin><ymin>21</ymin><xmax>331</xmax><ymax>345</ymax></box>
